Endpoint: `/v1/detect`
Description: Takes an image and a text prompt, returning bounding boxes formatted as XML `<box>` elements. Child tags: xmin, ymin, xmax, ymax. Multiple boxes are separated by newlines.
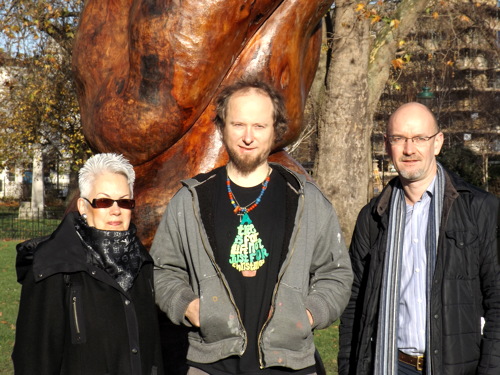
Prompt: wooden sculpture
<box><xmin>72</xmin><ymin>0</ymin><xmax>332</xmax><ymax>248</ymax></box>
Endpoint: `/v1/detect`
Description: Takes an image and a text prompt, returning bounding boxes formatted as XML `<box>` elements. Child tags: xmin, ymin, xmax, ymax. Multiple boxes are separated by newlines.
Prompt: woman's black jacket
<box><xmin>12</xmin><ymin>212</ymin><xmax>163</xmax><ymax>375</ymax></box>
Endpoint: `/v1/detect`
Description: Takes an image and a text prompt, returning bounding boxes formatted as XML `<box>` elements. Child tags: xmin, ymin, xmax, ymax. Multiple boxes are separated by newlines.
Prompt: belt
<box><xmin>398</xmin><ymin>351</ymin><xmax>424</xmax><ymax>371</ymax></box>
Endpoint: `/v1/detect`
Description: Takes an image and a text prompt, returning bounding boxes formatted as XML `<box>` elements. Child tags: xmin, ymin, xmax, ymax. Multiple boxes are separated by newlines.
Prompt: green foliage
<box><xmin>0</xmin><ymin>1</ymin><xmax>83</xmax><ymax>52</ymax></box>
<box><xmin>489</xmin><ymin>162</ymin><xmax>500</xmax><ymax>197</ymax></box>
<box><xmin>0</xmin><ymin>241</ymin><xmax>19</xmax><ymax>375</ymax></box>
<box><xmin>382</xmin><ymin>0</ymin><xmax>500</xmax><ymax>116</ymax></box>
<box><xmin>438</xmin><ymin>144</ymin><xmax>484</xmax><ymax>188</ymax></box>
<box><xmin>0</xmin><ymin>0</ymin><xmax>90</xmax><ymax>175</ymax></box>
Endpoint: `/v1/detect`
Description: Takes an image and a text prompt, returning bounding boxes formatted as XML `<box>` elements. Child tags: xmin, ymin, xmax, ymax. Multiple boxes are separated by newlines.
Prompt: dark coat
<box><xmin>338</xmin><ymin>169</ymin><xmax>500</xmax><ymax>375</ymax></box>
<box><xmin>12</xmin><ymin>212</ymin><xmax>163</xmax><ymax>375</ymax></box>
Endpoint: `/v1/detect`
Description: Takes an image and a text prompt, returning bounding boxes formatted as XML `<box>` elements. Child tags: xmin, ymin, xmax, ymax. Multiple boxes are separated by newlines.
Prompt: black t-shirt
<box><xmin>191</xmin><ymin>167</ymin><xmax>315</xmax><ymax>375</ymax></box>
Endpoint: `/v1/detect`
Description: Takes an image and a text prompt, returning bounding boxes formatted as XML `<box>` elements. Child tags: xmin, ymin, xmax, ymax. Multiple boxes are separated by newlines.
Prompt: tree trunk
<box><xmin>314</xmin><ymin>0</ymin><xmax>371</xmax><ymax>245</ymax></box>
<box><xmin>31</xmin><ymin>144</ymin><xmax>44</xmax><ymax>215</ymax></box>
<box><xmin>314</xmin><ymin>0</ymin><xmax>432</xmax><ymax>244</ymax></box>
<box><xmin>64</xmin><ymin>161</ymin><xmax>81</xmax><ymax>209</ymax></box>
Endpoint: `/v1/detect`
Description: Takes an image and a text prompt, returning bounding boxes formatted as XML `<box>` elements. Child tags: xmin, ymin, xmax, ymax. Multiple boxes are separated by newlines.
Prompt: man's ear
<box><xmin>434</xmin><ymin>132</ymin><xmax>444</xmax><ymax>156</ymax></box>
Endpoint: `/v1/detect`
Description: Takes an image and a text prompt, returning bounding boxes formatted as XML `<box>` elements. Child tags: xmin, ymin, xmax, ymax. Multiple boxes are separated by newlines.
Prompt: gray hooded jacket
<box><xmin>150</xmin><ymin>164</ymin><xmax>353</xmax><ymax>370</ymax></box>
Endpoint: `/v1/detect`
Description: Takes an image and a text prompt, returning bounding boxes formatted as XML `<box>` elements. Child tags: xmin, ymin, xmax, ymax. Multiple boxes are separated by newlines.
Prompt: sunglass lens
<box><xmin>94</xmin><ymin>198</ymin><xmax>114</xmax><ymax>208</ymax></box>
<box><xmin>118</xmin><ymin>199</ymin><xmax>135</xmax><ymax>209</ymax></box>
<box><xmin>91</xmin><ymin>198</ymin><xmax>135</xmax><ymax>209</ymax></box>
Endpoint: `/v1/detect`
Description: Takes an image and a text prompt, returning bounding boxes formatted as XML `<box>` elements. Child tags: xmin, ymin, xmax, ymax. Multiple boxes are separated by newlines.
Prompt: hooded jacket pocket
<box><xmin>262</xmin><ymin>283</ymin><xmax>313</xmax><ymax>352</ymax></box>
<box><xmin>196</xmin><ymin>275</ymin><xmax>243</xmax><ymax>344</ymax></box>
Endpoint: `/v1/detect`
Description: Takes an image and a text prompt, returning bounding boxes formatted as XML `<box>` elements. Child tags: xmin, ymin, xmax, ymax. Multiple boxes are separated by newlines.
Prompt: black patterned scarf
<box><xmin>75</xmin><ymin>217</ymin><xmax>145</xmax><ymax>291</ymax></box>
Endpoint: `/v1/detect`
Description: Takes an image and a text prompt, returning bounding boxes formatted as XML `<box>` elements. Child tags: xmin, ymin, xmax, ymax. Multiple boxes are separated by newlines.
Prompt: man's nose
<box><xmin>243</xmin><ymin>126</ymin><xmax>254</xmax><ymax>144</ymax></box>
<box><xmin>403</xmin><ymin>138</ymin><xmax>416</xmax><ymax>154</ymax></box>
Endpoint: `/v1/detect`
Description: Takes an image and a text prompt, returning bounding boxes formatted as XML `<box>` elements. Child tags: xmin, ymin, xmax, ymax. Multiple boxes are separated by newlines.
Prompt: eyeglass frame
<box><xmin>386</xmin><ymin>131</ymin><xmax>441</xmax><ymax>146</ymax></box>
<box><xmin>83</xmin><ymin>197</ymin><xmax>136</xmax><ymax>209</ymax></box>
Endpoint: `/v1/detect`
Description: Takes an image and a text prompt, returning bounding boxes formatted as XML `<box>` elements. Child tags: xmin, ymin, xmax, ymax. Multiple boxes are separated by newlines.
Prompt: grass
<box><xmin>315</xmin><ymin>322</ymin><xmax>340</xmax><ymax>374</ymax></box>
<box><xmin>0</xmin><ymin>240</ymin><xmax>340</xmax><ymax>375</ymax></box>
<box><xmin>0</xmin><ymin>240</ymin><xmax>20</xmax><ymax>375</ymax></box>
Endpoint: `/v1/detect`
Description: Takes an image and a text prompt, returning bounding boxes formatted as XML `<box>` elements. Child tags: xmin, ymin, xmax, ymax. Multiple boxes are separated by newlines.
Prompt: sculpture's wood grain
<box><xmin>73</xmin><ymin>0</ymin><xmax>330</xmax><ymax>247</ymax></box>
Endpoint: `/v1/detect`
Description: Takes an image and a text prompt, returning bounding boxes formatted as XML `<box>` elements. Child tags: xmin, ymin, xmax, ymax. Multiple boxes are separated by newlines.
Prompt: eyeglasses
<box><xmin>386</xmin><ymin>132</ymin><xmax>440</xmax><ymax>145</ymax></box>
<box><xmin>83</xmin><ymin>197</ymin><xmax>135</xmax><ymax>209</ymax></box>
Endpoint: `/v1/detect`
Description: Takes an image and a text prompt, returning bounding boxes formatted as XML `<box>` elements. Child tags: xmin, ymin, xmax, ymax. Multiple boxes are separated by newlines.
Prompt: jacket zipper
<box><xmin>190</xmin><ymin>191</ymin><xmax>248</xmax><ymax>355</ymax></box>
<box><xmin>257</xmin><ymin>192</ymin><xmax>305</xmax><ymax>369</ymax></box>
<box><xmin>72</xmin><ymin>295</ymin><xmax>81</xmax><ymax>334</ymax></box>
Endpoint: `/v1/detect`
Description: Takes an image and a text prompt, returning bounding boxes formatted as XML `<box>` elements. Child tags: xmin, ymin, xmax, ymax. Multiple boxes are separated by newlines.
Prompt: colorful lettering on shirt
<box><xmin>229</xmin><ymin>213</ymin><xmax>268</xmax><ymax>275</ymax></box>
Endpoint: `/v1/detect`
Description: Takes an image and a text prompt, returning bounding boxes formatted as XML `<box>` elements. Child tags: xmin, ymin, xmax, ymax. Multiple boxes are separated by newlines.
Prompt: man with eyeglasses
<box><xmin>338</xmin><ymin>102</ymin><xmax>499</xmax><ymax>375</ymax></box>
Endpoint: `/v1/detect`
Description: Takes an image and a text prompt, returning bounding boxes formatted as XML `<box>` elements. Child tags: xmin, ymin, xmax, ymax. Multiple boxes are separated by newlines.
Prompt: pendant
<box><xmin>228</xmin><ymin>213</ymin><xmax>269</xmax><ymax>277</ymax></box>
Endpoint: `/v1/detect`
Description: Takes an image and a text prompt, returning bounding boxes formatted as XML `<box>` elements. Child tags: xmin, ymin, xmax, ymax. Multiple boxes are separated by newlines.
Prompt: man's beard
<box><xmin>396</xmin><ymin>157</ymin><xmax>424</xmax><ymax>181</ymax></box>
<box><xmin>398</xmin><ymin>168</ymin><xmax>425</xmax><ymax>181</ymax></box>
<box><xmin>226</xmin><ymin>146</ymin><xmax>269</xmax><ymax>176</ymax></box>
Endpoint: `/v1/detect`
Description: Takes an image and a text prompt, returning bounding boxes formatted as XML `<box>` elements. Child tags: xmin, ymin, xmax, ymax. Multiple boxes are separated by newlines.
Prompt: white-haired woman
<box><xmin>13</xmin><ymin>153</ymin><xmax>163</xmax><ymax>375</ymax></box>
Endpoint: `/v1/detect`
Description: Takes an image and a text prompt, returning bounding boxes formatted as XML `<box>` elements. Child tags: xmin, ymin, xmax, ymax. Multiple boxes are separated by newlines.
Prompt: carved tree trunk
<box><xmin>72</xmin><ymin>0</ymin><xmax>334</xmax><ymax>248</ymax></box>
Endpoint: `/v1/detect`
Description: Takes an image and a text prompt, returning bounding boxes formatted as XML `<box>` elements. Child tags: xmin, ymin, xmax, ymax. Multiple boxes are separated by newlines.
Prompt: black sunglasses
<box><xmin>83</xmin><ymin>197</ymin><xmax>135</xmax><ymax>209</ymax></box>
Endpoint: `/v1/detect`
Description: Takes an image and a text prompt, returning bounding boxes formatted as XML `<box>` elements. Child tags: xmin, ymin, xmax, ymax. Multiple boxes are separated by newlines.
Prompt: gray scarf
<box><xmin>374</xmin><ymin>163</ymin><xmax>445</xmax><ymax>374</ymax></box>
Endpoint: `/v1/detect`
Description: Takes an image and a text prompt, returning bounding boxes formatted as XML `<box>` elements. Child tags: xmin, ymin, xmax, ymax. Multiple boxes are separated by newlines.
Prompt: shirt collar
<box><xmin>425</xmin><ymin>175</ymin><xmax>437</xmax><ymax>198</ymax></box>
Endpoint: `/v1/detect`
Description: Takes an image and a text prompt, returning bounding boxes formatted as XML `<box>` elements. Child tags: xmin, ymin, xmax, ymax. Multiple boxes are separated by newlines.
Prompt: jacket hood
<box><xmin>15</xmin><ymin>212</ymin><xmax>90</xmax><ymax>283</ymax></box>
<box><xmin>16</xmin><ymin>235</ymin><xmax>51</xmax><ymax>283</ymax></box>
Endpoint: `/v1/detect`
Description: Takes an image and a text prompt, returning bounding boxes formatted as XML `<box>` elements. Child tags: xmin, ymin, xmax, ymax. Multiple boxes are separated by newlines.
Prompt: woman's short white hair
<box><xmin>79</xmin><ymin>153</ymin><xmax>135</xmax><ymax>198</ymax></box>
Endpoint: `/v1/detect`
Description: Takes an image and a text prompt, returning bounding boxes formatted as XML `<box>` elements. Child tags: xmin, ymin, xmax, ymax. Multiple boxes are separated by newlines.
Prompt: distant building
<box><xmin>0</xmin><ymin>168</ymin><xmax>23</xmax><ymax>199</ymax></box>
<box><xmin>0</xmin><ymin>166</ymin><xmax>70</xmax><ymax>201</ymax></box>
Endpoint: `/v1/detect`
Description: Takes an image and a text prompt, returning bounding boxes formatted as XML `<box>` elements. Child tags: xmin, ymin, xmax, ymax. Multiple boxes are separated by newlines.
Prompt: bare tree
<box><xmin>313</xmin><ymin>0</ymin><xmax>435</xmax><ymax>243</ymax></box>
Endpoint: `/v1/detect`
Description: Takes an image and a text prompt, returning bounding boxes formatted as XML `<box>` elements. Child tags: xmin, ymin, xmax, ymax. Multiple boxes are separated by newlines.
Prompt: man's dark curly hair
<box><xmin>213</xmin><ymin>78</ymin><xmax>288</xmax><ymax>144</ymax></box>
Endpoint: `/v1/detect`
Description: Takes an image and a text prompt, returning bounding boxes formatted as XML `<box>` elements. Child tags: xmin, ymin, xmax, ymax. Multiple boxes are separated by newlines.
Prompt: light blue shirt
<box><xmin>397</xmin><ymin>178</ymin><xmax>436</xmax><ymax>356</ymax></box>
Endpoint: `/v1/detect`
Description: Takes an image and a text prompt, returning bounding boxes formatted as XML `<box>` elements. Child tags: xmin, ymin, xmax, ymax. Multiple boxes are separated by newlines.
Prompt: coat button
<box><xmin>125</xmin><ymin>300</ymin><xmax>130</xmax><ymax>305</ymax></box>
<box><xmin>91</xmin><ymin>271</ymin><xmax>96</xmax><ymax>275</ymax></box>
<box><xmin>131</xmin><ymin>348</ymin><xmax>138</xmax><ymax>354</ymax></box>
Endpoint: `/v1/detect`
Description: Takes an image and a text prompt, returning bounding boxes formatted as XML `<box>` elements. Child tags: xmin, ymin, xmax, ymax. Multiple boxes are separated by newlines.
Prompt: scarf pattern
<box><xmin>75</xmin><ymin>217</ymin><xmax>144</xmax><ymax>291</ymax></box>
<box><xmin>374</xmin><ymin>163</ymin><xmax>445</xmax><ymax>375</ymax></box>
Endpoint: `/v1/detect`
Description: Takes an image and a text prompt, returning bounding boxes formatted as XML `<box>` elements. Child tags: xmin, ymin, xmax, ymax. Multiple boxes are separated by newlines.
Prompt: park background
<box><xmin>0</xmin><ymin>1</ymin><xmax>499</xmax><ymax>374</ymax></box>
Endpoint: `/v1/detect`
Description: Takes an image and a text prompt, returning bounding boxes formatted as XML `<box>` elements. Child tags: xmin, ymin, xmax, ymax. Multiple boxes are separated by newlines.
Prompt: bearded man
<box><xmin>151</xmin><ymin>79</ymin><xmax>353</xmax><ymax>374</ymax></box>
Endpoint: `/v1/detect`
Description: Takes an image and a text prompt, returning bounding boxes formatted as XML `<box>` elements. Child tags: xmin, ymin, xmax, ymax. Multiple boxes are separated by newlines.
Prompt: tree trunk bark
<box><xmin>314</xmin><ymin>0</ymin><xmax>371</xmax><ymax>244</ymax></box>
<box><xmin>314</xmin><ymin>0</ymin><xmax>432</xmax><ymax>244</ymax></box>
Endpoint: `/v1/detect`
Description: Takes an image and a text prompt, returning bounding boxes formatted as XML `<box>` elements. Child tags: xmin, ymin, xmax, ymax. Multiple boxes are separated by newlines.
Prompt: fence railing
<box><xmin>0</xmin><ymin>208</ymin><xmax>65</xmax><ymax>240</ymax></box>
